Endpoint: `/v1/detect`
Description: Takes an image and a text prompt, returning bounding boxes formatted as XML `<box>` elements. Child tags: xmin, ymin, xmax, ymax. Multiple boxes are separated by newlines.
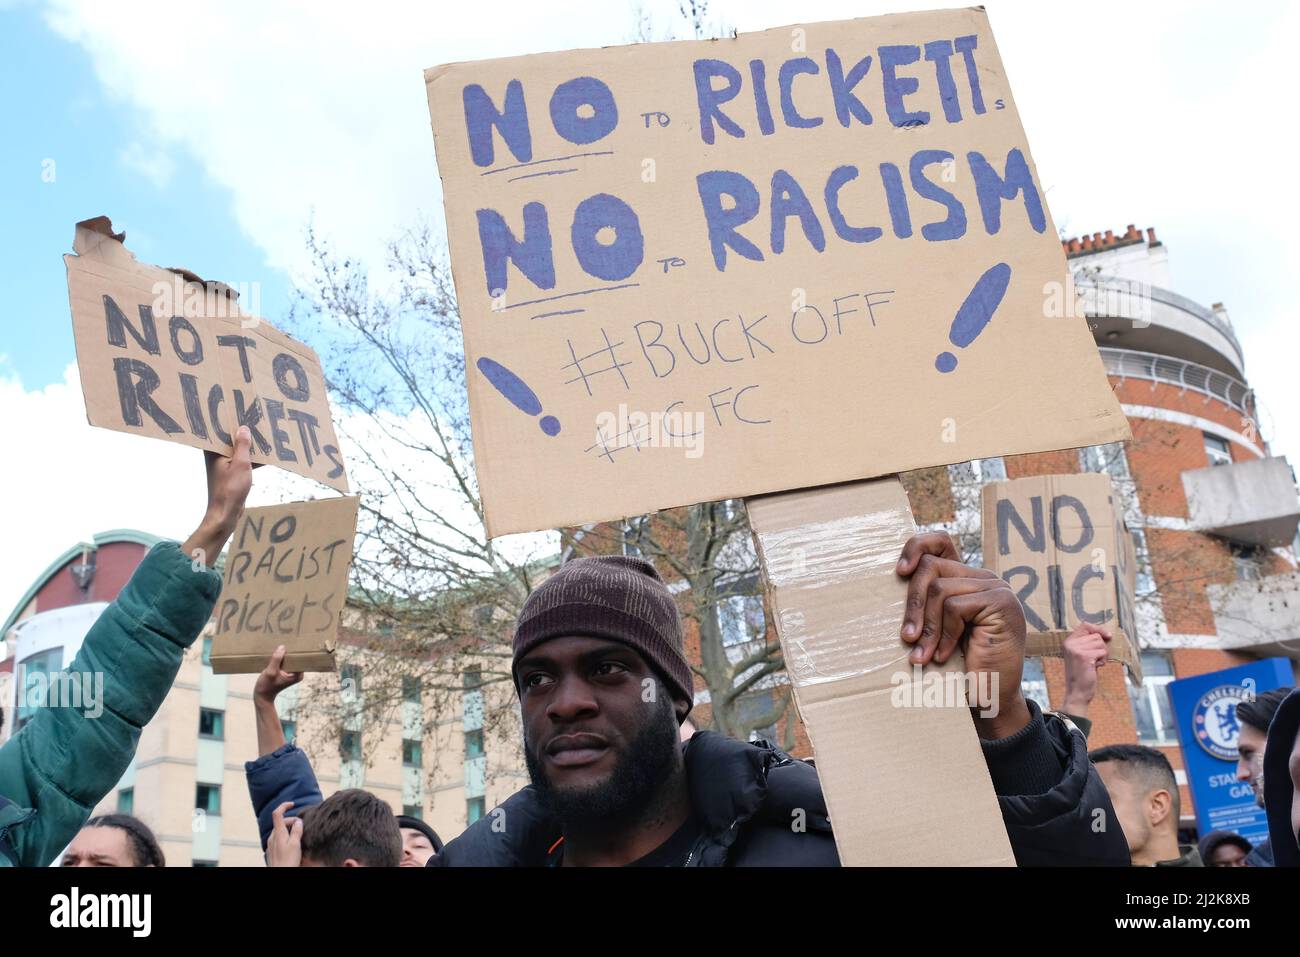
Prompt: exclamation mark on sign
<box><xmin>476</xmin><ymin>357</ymin><xmax>561</xmax><ymax>436</ymax></box>
<box><xmin>935</xmin><ymin>262</ymin><xmax>1012</xmax><ymax>373</ymax></box>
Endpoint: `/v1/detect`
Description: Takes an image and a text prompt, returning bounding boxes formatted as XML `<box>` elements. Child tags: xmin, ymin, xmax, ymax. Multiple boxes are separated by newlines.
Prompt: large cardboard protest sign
<box><xmin>65</xmin><ymin>217</ymin><xmax>350</xmax><ymax>492</ymax></box>
<box><xmin>425</xmin><ymin>7</ymin><xmax>1129</xmax><ymax>537</ymax></box>
<box><xmin>209</xmin><ymin>496</ymin><xmax>359</xmax><ymax>674</ymax></box>
<box><xmin>981</xmin><ymin>473</ymin><xmax>1142</xmax><ymax>681</ymax></box>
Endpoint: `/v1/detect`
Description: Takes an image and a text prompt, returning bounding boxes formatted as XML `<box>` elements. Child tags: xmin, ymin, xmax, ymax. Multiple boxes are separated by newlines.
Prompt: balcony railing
<box><xmin>1099</xmin><ymin>347</ymin><xmax>1257</xmax><ymax>421</ymax></box>
<box><xmin>1077</xmin><ymin>276</ymin><xmax>1246</xmax><ymax>368</ymax></box>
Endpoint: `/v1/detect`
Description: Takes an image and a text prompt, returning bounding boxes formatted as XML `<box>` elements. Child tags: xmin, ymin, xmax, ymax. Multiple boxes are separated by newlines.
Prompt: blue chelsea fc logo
<box><xmin>1192</xmin><ymin>685</ymin><xmax>1251</xmax><ymax>761</ymax></box>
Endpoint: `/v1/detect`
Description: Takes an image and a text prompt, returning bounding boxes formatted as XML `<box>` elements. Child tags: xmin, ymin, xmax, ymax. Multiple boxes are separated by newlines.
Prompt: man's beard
<box><xmin>525</xmin><ymin>695</ymin><xmax>681</xmax><ymax>824</ymax></box>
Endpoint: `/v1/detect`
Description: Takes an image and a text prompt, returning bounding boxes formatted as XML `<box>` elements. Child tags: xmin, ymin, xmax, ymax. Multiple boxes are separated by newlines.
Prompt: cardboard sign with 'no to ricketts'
<box><xmin>425</xmin><ymin>6</ymin><xmax>1129</xmax><ymax>537</ymax></box>
<box><xmin>64</xmin><ymin>216</ymin><xmax>350</xmax><ymax>493</ymax></box>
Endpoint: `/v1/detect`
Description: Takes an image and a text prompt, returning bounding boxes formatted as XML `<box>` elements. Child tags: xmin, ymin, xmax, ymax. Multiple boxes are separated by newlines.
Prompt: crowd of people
<box><xmin>2</xmin><ymin>429</ymin><xmax>1297</xmax><ymax>868</ymax></box>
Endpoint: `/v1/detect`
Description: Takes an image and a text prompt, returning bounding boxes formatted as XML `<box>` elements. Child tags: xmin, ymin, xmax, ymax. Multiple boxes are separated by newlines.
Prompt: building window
<box><xmin>117</xmin><ymin>788</ymin><xmax>134</xmax><ymax>815</ymax></box>
<box><xmin>718</xmin><ymin>593</ymin><xmax>765</xmax><ymax>648</ymax></box>
<box><xmin>402</xmin><ymin>676</ymin><xmax>422</xmax><ymax>704</ymax></box>
<box><xmin>15</xmin><ymin>646</ymin><xmax>63</xmax><ymax>730</ymax></box>
<box><xmin>464</xmin><ymin>728</ymin><xmax>485</xmax><ymax>759</ymax></box>
<box><xmin>195</xmin><ymin>784</ymin><xmax>222</xmax><ymax>816</ymax></box>
<box><xmin>1231</xmin><ymin>544</ymin><xmax>1265</xmax><ymax>582</ymax></box>
<box><xmin>201</xmin><ymin>635</ymin><xmax>212</xmax><ymax>667</ymax></box>
<box><xmin>948</xmin><ymin>456</ymin><xmax>1007</xmax><ymax>487</ymax></box>
<box><xmin>1021</xmin><ymin>658</ymin><xmax>1051</xmax><ymax>712</ymax></box>
<box><xmin>341</xmin><ymin>664</ymin><xmax>362</xmax><ymax>697</ymax></box>
<box><xmin>1131</xmin><ymin>528</ymin><xmax>1156</xmax><ymax>595</ymax></box>
<box><xmin>198</xmin><ymin>708</ymin><xmax>224</xmax><ymax>740</ymax></box>
<box><xmin>1203</xmin><ymin>433</ymin><xmax>1233</xmax><ymax>467</ymax></box>
<box><xmin>622</xmin><ymin>515</ymin><xmax>649</xmax><ymax>557</ymax></box>
<box><xmin>402</xmin><ymin>805</ymin><xmax>423</xmax><ymax>820</ymax></box>
<box><xmin>736</xmin><ymin>689</ymin><xmax>778</xmax><ymax>744</ymax></box>
<box><xmin>1128</xmin><ymin>652</ymin><xmax>1177</xmax><ymax>745</ymax></box>
<box><xmin>340</xmin><ymin>730</ymin><xmax>362</xmax><ymax>762</ymax></box>
<box><xmin>403</xmin><ymin>739</ymin><xmax>423</xmax><ymax>768</ymax></box>
<box><xmin>463</xmin><ymin>668</ymin><xmax>483</xmax><ymax>692</ymax></box>
<box><xmin>1080</xmin><ymin>442</ymin><xmax>1133</xmax><ymax>479</ymax></box>
<box><xmin>280</xmin><ymin>719</ymin><xmax>297</xmax><ymax>744</ymax></box>
<box><xmin>467</xmin><ymin>797</ymin><xmax>486</xmax><ymax>825</ymax></box>
<box><xmin>976</xmin><ymin>456</ymin><xmax>1007</xmax><ymax>483</ymax></box>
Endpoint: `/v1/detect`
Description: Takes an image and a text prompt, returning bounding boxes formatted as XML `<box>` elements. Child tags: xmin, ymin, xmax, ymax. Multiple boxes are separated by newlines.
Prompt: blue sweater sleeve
<box><xmin>245</xmin><ymin>743</ymin><xmax>324</xmax><ymax>852</ymax></box>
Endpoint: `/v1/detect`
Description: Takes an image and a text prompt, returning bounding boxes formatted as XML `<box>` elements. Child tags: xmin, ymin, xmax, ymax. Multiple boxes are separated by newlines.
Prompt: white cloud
<box><xmin>118</xmin><ymin>140</ymin><xmax>175</xmax><ymax>188</ymax></box>
<box><xmin>41</xmin><ymin>0</ymin><xmax>640</xmax><ymax>283</ymax></box>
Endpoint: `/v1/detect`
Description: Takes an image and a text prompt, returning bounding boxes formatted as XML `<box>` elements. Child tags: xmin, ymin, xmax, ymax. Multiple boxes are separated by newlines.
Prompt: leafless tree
<box><xmin>288</xmin><ymin>223</ymin><xmax>548</xmax><ymax>786</ymax></box>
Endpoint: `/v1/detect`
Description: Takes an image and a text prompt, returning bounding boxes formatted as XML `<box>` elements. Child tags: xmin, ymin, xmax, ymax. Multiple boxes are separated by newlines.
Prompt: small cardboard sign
<box><xmin>65</xmin><ymin>217</ymin><xmax>349</xmax><ymax>492</ymax></box>
<box><xmin>425</xmin><ymin>8</ymin><xmax>1129</xmax><ymax>536</ymax></box>
<box><xmin>209</xmin><ymin>496</ymin><xmax>359</xmax><ymax>673</ymax></box>
<box><xmin>980</xmin><ymin>472</ymin><xmax>1142</xmax><ymax>681</ymax></box>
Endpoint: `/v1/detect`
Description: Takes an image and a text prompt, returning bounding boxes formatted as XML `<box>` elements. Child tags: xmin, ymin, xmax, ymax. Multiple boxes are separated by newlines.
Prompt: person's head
<box><xmin>298</xmin><ymin>790</ymin><xmax>401</xmax><ymax>867</ymax></box>
<box><xmin>512</xmin><ymin>555</ymin><xmax>693</xmax><ymax>825</ymax></box>
<box><xmin>1091</xmin><ymin>744</ymin><xmax>1181</xmax><ymax>864</ymax></box>
<box><xmin>62</xmin><ymin>814</ymin><xmax>165</xmax><ymax>867</ymax></box>
<box><xmin>1198</xmin><ymin>830</ymin><xmax>1251</xmax><ymax>867</ymax></box>
<box><xmin>395</xmin><ymin>815</ymin><xmax>442</xmax><ymax>867</ymax></box>
<box><xmin>1236</xmin><ymin>687</ymin><xmax>1292</xmax><ymax>808</ymax></box>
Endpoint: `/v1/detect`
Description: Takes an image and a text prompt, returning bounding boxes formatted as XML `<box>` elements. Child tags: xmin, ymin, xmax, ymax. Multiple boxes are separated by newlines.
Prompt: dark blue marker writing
<box><xmin>464</xmin><ymin>80</ymin><xmax>532</xmax><ymax>167</ymax></box>
<box><xmin>476</xmin><ymin>202</ymin><xmax>556</xmax><ymax>295</ymax></box>
<box><xmin>969</xmin><ymin>148</ymin><xmax>1046</xmax><ymax>235</ymax></box>
<box><xmin>549</xmin><ymin>76</ymin><xmax>618</xmax><ymax>145</ymax></box>
<box><xmin>476</xmin><ymin>356</ymin><xmax>561</xmax><ymax>436</ymax></box>
<box><xmin>570</xmin><ymin>192</ymin><xmax>644</xmax><ymax>282</ymax></box>
<box><xmin>879</xmin><ymin>45</ymin><xmax>928</xmax><ymax>128</ymax></box>
<box><xmin>936</xmin><ymin>262</ymin><xmax>1011</xmax><ymax>372</ymax></box>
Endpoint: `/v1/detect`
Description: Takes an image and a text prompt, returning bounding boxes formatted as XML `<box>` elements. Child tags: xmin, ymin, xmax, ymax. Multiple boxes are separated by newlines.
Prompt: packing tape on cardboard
<box><xmin>757</xmin><ymin>505</ymin><xmax>915</xmax><ymax>688</ymax></box>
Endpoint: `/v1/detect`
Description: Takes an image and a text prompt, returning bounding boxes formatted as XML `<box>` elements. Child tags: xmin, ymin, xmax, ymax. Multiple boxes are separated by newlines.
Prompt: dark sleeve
<box><xmin>244</xmin><ymin>743</ymin><xmax>323</xmax><ymax>852</ymax></box>
<box><xmin>981</xmin><ymin>700</ymin><xmax>1131</xmax><ymax>866</ymax></box>
<box><xmin>1062</xmin><ymin>713</ymin><xmax>1093</xmax><ymax>740</ymax></box>
<box><xmin>430</xmin><ymin>786</ymin><xmax>556</xmax><ymax>867</ymax></box>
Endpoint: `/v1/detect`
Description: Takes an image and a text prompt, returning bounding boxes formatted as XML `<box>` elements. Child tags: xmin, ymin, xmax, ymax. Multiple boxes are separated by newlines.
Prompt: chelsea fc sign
<box><xmin>1192</xmin><ymin>685</ymin><xmax>1251</xmax><ymax>761</ymax></box>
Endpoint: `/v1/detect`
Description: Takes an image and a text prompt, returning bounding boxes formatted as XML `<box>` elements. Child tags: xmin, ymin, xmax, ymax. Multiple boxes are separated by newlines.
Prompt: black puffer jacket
<box><xmin>432</xmin><ymin>702</ymin><xmax>1129</xmax><ymax>867</ymax></box>
<box><xmin>1263</xmin><ymin>688</ymin><xmax>1300</xmax><ymax>867</ymax></box>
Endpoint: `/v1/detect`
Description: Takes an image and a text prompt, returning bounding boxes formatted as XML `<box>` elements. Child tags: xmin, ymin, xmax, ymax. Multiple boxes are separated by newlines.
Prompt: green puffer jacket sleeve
<box><xmin>0</xmin><ymin>541</ymin><xmax>222</xmax><ymax>866</ymax></box>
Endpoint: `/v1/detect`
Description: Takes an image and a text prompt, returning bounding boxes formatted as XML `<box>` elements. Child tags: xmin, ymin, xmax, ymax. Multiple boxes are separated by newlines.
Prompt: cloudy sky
<box><xmin>0</xmin><ymin>0</ymin><xmax>1296</xmax><ymax>621</ymax></box>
